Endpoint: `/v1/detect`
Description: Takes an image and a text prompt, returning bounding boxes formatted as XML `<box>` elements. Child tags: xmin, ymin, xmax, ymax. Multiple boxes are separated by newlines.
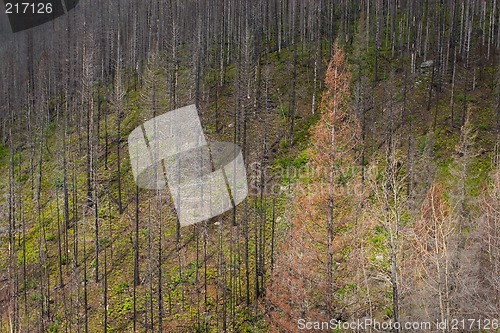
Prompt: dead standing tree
<box><xmin>265</xmin><ymin>44</ymin><xmax>362</xmax><ymax>331</ymax></box>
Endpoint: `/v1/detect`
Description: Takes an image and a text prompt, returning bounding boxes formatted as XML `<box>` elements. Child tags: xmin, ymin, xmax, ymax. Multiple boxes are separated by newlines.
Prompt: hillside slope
<box><xmin>0</xmin><ymin>1</ymin><xmax>499</xmax><ymax>332</ymax></box>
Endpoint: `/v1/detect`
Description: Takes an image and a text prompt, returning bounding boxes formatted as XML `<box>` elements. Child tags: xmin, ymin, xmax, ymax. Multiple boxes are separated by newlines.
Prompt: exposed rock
<box><xmin>420</xmin><ymin>60</ymin><xmax>434</xmax><ymax>68</ymax></box>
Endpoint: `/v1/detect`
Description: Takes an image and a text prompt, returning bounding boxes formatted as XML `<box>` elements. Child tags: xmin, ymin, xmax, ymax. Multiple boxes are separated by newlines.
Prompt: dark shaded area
<box><xmin>63</xmin><ymin>0</ymin><xmax>78</xmax><ymax>11</ymax></box>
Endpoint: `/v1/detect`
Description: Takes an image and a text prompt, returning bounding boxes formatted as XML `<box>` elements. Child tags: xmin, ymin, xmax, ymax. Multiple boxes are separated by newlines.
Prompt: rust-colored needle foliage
<box><xmin>265</xmin><ymin>44</ymin><xmax>361</xmax><ymax>332</ymax></box>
